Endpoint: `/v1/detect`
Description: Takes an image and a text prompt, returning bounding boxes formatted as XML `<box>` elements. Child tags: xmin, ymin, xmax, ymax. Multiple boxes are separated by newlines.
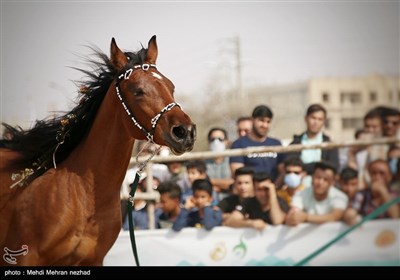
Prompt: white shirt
<box><xmin>292</xmin><ymin>186</ymin><xmax>348</xmax><ymax>215</ymax></box>
<box><xmin>300</xmin><ymin>132</ymin><xmax>323</xmax><ymax>164</ymax></box>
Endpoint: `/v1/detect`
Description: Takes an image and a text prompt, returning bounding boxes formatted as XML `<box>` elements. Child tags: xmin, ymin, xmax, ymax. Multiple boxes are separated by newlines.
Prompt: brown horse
<box><xmin>0</xmin><ymin>36</ymin><xmax>196</xmax><ymax>266</ymax></box>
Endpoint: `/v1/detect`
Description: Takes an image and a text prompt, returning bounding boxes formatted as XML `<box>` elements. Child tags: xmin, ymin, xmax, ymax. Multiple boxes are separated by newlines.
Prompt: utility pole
<box><xmin>232</xmin><ymin>36</ymin><xmax>247</xmax><ymax>110</ymax></box>
<box><xmin>217</xmin><ymin>35</ymin><xmax>246</xmax><ymax>112</ymax></box>
<box><xmin>234</xmin><ymin>36</ymin><xmax>243</xmax><ymax>100</ymax></box>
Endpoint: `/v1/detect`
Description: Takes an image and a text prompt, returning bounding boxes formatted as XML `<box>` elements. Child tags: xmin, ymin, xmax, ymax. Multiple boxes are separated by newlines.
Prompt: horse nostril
<box><xmin>172</xmin><ymin>125</ymin><xmax>187</xmax><ymax>140</ymax></box>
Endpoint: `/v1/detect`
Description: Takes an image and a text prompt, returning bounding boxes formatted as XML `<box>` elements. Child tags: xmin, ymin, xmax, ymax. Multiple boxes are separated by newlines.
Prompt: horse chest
<box><xmin>40</xmin><ymin>174</ymin><xmax>121</xmax><ymax>264</ymax></box>
<box><xmin>68</xmin><ymin>213</ymin><xmax>120</xmax><ymax>265</ymax></box>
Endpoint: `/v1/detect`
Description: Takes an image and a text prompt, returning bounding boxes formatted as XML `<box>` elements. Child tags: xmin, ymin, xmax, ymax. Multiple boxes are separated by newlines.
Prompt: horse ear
<box><xmin>110</xmin><ymin>38</ymin><xmax>128</xmax><ymax>72</ymax></box>
<box><xmin>146</xmin><ymin>35</ymin><xmax>158</xmax><ymax>64</ymax></box>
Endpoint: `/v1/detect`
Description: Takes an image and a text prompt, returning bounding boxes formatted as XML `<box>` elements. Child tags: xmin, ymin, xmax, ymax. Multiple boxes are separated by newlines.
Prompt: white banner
<box><xmin>104</xmin><ymin>219</ymin><xmax>400</xmax><ymax>266</ymax></box>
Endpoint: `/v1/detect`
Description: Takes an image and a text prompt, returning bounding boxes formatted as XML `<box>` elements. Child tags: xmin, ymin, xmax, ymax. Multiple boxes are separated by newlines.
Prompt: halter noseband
<box><xmin>115</xmin><ymin>63</ymin><xmax>180</xmax><ymax>142</ymax></box>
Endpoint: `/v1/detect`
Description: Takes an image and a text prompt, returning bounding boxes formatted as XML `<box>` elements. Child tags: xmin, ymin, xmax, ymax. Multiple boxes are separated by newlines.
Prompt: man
<box><xmin>286</xmin><ymin>161</ymin><xmax>348</xmax><ymax>226</ymax></box>
<box><xmin>364</xmin><ymin>108</ymin><xmax>384</xmax><ymax>137</ymax></box>
<box><xmin>230</xmin><ymin>105</ymin><xmax>285</xmax><ymax>182</ymax></box>
<box><xmin>205</xmin><ymin>127</ymin><xmax>234</xmax><ymax>200</ymax></box>
<box><xmin>288</xmin><ymin>103</ymin><xmax>339</xmax><ymax>175</ymax></box>
<box><xmin>347</xmin><ymin>107</ymin><xmax>389</xmax><ymax>187</ymax></box>
<box><xmin>381</xmin><ymin>106</ymin><xmax>400</xmax><ymax>138</ymax></box>
<box><xmin>224</xmin><ymin>172</ymin><xmax>288</xmax><ymax>230</ymax></box>
<box><xmin>218</xmin><ymin>167</ymin><xmax>255</xmax><ymax>222</ymax></box>
<box><xmin>277</xmin><ymin>156</ymin><xmax>307</xmax><ymax>206</ymax></box>
<box><xmin>236</xmin><ymin>116</ymin><xmax>253</xmax><ymax>138</ymax></box>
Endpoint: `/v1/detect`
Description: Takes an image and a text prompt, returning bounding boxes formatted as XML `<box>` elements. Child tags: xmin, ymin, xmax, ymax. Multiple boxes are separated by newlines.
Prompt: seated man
<box><xmin>277</xmin><ymin>156</ymin><xmax>307</xmax><ymax>206</ymax></box>
<box><xmin>363</xmin><ymin>159</ymin><xmax>399</xmax><ymax>219</ymax></box>
<box><xmin>218</xmin><ymin>167</ymin><xmax>255</xmax><ymax>222</ymax></box>
<box><xmin>338</xmin><ymin>167</ymin><xmax>363</xmax><ymax>225</ymax></box>
<box><xmin>224</xmin><ymin>172</ymin><xmax>289</xmax><ymax>230</ymax></box>
<box><xmin>172</xmin><ymin>179</ymin><xmax>222</xmax><ymax>231</ymax></box>
<box><xmin>339</xmin><ymin>162</ymin><xmax>399</xmax><ymax>224</ymax></box>
<box><xmin>286</xmin><ymin>161</ymin><xmax>348</xmax><ymax>226</ymax></box>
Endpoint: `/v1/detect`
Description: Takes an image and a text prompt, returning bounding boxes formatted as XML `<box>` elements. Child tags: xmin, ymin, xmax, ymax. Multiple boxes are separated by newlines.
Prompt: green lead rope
<box><xmin>295</xmin><ymin>196</ymin><xmax>400</xmax><ymax>266</ymax></box>
<box><xmin>127</xmin><ymin>172</ymin><xmax>141</xmax><ymax>267</ymax></box>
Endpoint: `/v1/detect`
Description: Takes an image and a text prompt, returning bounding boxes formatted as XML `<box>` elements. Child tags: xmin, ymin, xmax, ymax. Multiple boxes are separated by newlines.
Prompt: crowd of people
<box><xmin>121</xmin><ymin>103</ymin><xmax>400</xmax><ymax>232</ymax></box>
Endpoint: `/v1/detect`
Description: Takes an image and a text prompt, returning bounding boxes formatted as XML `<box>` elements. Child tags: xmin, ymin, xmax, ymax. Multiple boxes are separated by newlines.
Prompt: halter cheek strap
<box><xmin>115</xmin><ymin>64</ymin><xmax>181</xmax><ymax>142</ymax></box>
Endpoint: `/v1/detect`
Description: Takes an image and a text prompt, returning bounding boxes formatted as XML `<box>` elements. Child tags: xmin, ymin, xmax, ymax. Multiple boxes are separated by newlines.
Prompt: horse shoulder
<box><xmin>1</xmin><ymin>168</ymin><xmax>99</xmax><ymax>265</ymax></box>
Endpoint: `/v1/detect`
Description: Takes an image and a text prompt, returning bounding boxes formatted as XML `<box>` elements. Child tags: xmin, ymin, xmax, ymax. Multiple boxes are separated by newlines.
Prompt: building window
<box><xmin>325</xmin><ymin>118</ymin><xmax>330</xmax><ymax>129</ymax></box>
<box><xmin>322</xmin><ymin>92</ymin><xmax>329</xmax><ymax>103</ymax></box>
<box><xmin>369</xmin><ymin>91</ymin><xmax>377</xmax><ymax>102</ymax></box>
<box><xmin>342</xmin><ymin>118</ymin><xmax>363</xmax><ymax>129</ymax></box>
<box><xmin>340</xmin><ymin>92</ymin><xmax>361</xmax><ymax>105</ymax></box>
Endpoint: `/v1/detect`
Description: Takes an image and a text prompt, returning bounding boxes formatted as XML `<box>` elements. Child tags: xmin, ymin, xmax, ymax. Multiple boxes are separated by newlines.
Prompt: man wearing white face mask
<box><xmin>277</xmin><ymin>157</ymin><xmax>307</xmax><ymax>206</ymax></box>
<box><xmin>205</xmin><ymin>128</ymin><xmax>234</xmax><ymax>201</ymax></box>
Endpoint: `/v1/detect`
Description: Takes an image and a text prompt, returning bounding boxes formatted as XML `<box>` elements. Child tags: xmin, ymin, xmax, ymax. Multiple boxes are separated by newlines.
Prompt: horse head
<box><xmin>110</xmin><ymin>36</ymin><xmax>196</xmax><ymax>155</ymax></box>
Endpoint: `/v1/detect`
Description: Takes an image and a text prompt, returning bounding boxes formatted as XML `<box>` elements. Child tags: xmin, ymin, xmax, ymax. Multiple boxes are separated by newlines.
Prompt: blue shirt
<box><xmin>156</xmin><ymin>208</ymin><xmax>176</xmax><ymax>229</ymax></box>
<box><xmin>122</xmin><ymin>204</ymin><xmax>155</xmax><ymax>230</ymax></box>
<box><xmin>172</xmin><ymin>206</ymin><xmax>222</xmax><ymax>232</ymax></box>
<box><xmin>229</xmin><ymin>136</ymin><xmax>285</xmax><ymax>180</ymax></box>
<box><xmin>205</xmin><ymin>157</ymin><xmax>231</xmax><ymax>180</ymax></box>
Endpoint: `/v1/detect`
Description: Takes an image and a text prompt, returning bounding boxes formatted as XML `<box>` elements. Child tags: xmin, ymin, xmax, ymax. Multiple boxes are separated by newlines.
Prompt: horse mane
<box><xmin>0</xmin><ymin>45</ymin><xmax>148</xmax><ymax>182</ymax></box>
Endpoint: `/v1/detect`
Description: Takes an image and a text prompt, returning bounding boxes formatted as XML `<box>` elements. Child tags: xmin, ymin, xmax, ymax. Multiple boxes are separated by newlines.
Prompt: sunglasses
<box><xmin>209</xmin><ymin>137</ymin><xmax>225</xmax><ymax>142</ymax></box>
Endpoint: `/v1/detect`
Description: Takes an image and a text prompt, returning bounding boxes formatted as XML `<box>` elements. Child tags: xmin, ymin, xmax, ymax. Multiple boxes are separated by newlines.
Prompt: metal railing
<box><xmin>123</xmin><ymin>137</ymin><xmax>399</xmax><ymax>229</ymax></box>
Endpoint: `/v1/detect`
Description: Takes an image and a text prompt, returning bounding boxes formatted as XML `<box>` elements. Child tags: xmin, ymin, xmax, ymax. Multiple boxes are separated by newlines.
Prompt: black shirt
<box><xmin>239</xmin><ymin>196</ymin><xmax>289</xmax><ymax>224</ymax></box>
<box><xmin>218</xmin><ymin>195</ymin><xmax>242</xmax><ymax>213</ymax></box>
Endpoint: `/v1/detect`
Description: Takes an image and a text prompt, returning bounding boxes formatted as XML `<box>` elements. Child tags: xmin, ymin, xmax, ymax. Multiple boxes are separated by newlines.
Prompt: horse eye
<box><xmin>134</xmin><ymin>89</ymin><xmax>144</xmax><ymax>96</ymax></box>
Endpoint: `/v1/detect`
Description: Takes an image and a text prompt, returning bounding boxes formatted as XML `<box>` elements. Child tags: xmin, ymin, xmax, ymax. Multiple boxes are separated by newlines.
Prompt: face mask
<box><xmin>389</xmin><ymin>158</ymin><xmax>398</xmax><ymax>175</ymax></box>
<box><xmin>209</xmin><ymin>139</ymin><xmax>225</xmax><ymax>152</ymax></box>
<box><xmin>284</xmin><ymin>173</ymin><xmax>302</xmax><ymax>189</ymax></box>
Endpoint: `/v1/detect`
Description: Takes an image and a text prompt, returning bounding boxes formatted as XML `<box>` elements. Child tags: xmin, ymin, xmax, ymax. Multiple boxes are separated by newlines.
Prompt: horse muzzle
<box><xmin>166</xmin><ymin>123</ymin><xmax>196</xmax><ymax>155</ymax></box>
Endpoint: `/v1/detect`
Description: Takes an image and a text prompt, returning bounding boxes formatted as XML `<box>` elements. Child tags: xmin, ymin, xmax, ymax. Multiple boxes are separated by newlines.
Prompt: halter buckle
<box><xmin>128</xmin><ymin>195</ymin><xmax>135</xmax><ymax>206</ymax></box>
<box><xmin>124</xmin><ymin>69</ymin><xmax>133</xmax><ymax>80</ymax></box>
<box><xmin>141</xmin><ymin>64</ymin><xmax>150</xmax><ymax>71</ymax></box>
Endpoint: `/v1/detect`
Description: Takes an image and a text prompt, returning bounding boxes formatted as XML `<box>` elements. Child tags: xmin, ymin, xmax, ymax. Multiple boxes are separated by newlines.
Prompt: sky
<box><xmin>1</xmin><ymin>0</ymin><xmax>399</xmax><ymax>128</ymax></box>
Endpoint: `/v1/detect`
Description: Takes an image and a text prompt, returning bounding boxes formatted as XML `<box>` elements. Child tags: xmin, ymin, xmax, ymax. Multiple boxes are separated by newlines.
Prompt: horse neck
<box><xmin>66</xmin><ymin>84</ymin><xmax>135</xmax><ymax>192</ymax></box>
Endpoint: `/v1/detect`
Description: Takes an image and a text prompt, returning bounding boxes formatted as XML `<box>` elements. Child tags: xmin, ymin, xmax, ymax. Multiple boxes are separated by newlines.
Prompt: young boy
<box><xmin>156</xmin><ymin>181</ymin><xmax>183</xmax><ymax>229</ymax></box>
<box><xmin>185</xmin><ymin>160</ymin><xmax>219</xmax><ymax>204</ymax></box>
<box><xmin>172</xmin><ymin>179</ymin><xmax>222</xmax><ymax>231</ymax></box>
